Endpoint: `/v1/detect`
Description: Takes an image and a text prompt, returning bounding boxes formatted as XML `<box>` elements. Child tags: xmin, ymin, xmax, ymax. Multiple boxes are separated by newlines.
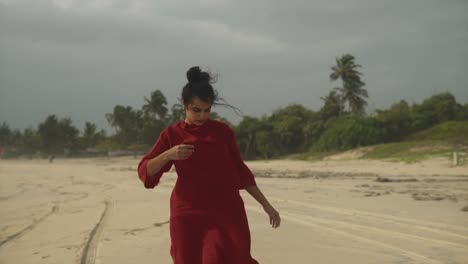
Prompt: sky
<box><xmin>1</xmin><ymin>0</ymin><xmax>467</xmax><ymax>134</ymax></box>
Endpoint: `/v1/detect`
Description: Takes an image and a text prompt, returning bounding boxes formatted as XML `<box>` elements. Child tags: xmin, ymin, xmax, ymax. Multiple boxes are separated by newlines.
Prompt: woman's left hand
<box><xmin>263</xmin><ymin>204</ymin><xmax>281</xmax><ymax>228</ymax></box>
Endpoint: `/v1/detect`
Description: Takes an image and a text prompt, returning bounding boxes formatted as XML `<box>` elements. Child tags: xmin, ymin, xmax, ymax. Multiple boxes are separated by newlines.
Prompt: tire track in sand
<box><xmin>287</xmin><ymin>209</ymin><xmax>468</xmax><ymax>249</ymax></box>
<box><xmin>245</xmin><ymin>205</ymin><xmax>444</xmax><ymax>264</ymax></box>
<box><xmin>80</xmin><ymin>200</ymin><xmax>113</xmax><ymax>264</ymax></box>
<box><xmin>0</xmin><ymin>204</ymin><xmax>59</xmax><ymax>247</ymax></box>
<box><xmin>274</xmin><ymin>198</ymin><xmax>468</xmax><ymax>239</ymax></box>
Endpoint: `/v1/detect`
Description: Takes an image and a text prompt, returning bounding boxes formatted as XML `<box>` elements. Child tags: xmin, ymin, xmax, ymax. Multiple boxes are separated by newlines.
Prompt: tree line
<box><xmin>1</xmin><ymin>54</ymin><xmax>467</xmax><ymax>159</ymax></box>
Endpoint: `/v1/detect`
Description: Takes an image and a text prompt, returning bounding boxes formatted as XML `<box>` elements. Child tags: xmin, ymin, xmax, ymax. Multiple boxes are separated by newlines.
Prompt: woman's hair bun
<box><xmin>186</xmin><ymin>66</ymin><xmax>210</xmax><ymax>83</ymax></box>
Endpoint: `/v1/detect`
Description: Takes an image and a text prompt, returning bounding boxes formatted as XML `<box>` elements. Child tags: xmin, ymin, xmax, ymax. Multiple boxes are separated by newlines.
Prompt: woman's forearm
<box><xmin>245</xmin><ymin>185</ymin><xmax>271</xmax><ymax>208</ymax></box>
<box><xmin>146</xmin><ymin>150</ymin><xmax>171</xmax><ymax>176</ymax></box>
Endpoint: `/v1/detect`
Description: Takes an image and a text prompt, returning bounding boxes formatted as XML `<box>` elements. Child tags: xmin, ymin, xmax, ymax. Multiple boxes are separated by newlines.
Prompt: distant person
<box><xmin>48</xmin><ymin>154</ymin><xmax>55</xmax><ymax>163</ymax></box>
<box><xmin>137</xmin><ymin>66</ymin><xmax>280</xmax><ymax>264</ymax></box>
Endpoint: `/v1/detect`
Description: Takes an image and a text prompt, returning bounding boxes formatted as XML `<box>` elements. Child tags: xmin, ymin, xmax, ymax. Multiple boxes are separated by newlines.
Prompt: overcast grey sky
<box><xmin>1</xmin><ymin>0</ymin><xmax>467</xmax><ymax>134</ymax></box>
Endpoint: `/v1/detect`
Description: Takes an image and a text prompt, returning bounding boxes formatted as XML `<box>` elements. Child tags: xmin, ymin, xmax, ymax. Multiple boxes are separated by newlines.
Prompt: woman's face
<box><xmin>184</xmin><ymin>97</ymin><xmax>212</xmax><ymax>126</ymax></box>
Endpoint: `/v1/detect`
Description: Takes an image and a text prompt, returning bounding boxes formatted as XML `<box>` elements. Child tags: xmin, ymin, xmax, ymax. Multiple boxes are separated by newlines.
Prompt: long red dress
<box><xmin>137</xmin><ymin>119</ymin><xmax>259</xmax><ymax>264</ymax></box>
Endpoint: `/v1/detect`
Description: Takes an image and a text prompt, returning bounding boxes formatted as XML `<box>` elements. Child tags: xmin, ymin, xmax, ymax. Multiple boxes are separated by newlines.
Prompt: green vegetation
<box><xmin>406</xmin><ymin>121</ymin><xmax>468</xmax><ymax>144</ymax></box>
<box><xmin>363</xmin><ymin>121</ymin><xmax>468</xmax><ymax>163</ymax></box>
<box><xmin>311</xmin><ymin>115</ymin><xmax>386</xmax><ymax>152</ymax></box>
<box><xmin>1</xmin><ymin>54</ymin><xmax>467</xmax><ymax>161</ymax></box>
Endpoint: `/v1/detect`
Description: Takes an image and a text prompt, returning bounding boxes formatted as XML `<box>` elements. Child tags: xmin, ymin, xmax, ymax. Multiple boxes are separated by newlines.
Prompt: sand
<box><xmin>0</xmin><ymin>156</ymin><xmax>467</xmax><ymax>264</ymax></box>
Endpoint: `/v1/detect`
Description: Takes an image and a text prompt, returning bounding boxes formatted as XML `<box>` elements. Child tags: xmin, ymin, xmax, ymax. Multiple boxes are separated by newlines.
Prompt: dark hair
<box><xmin>182</xmin><ymin>66</ymin><xmax>218</xmax><ymax>105</ymax></box>
<box><xmin>181</xmin><ymin>66</ymin><xmax>242</xmax><ymax>115</ymax></box>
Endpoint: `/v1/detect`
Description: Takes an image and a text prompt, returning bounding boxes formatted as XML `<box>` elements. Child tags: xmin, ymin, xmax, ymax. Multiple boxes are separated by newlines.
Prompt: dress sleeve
<box><xmin>226</xmin><ymin>126</ymin><xmax>257</xmax><ymax>189</ymax></box>
<box><xmin>137</xmin><ymin>129</ymin><xmax>174</xmax><ymax>189</ymax></box>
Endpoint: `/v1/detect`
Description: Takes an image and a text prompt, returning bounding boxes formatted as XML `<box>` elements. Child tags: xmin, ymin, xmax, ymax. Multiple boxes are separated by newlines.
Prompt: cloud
<box><xmin>1</xmin><ymin>0</ymin><xmax>467</xmax><ymax>133</ymax></box>
<box><xmin>187</xmin><ymin>19</ymin><xmax>282</xmax><ymax>54</ymax></box>
<box><xmin>0</xmin><ymin>0</ymin><xmax>282</xmax><ymax>55</ymax></box>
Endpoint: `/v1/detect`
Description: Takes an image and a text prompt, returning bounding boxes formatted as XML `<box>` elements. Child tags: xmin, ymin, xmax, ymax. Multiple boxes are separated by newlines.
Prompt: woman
<box><xmin>137</xmin><ymin>66</ymin><xmax>280</xmax><ymax>264</ymax></box>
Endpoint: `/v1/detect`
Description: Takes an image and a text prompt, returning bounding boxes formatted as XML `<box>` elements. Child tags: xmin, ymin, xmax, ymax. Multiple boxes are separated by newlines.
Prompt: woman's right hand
<box><xmin>166</xmin><ymin>144</ymin><xmax>195</xmax><ymax>160</ymax></box>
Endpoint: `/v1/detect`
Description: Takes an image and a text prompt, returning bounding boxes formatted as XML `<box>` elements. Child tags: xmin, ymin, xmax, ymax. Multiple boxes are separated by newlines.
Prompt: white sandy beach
<box><xmin>0</xmin><ymin>156</ymin><xmax>467</xmax><ymax>264</ymax></box>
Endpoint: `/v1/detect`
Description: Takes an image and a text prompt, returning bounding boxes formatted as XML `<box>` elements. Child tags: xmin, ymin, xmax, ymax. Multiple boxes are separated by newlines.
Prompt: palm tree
<box><xmin>82</xmin><ymin>122</ymin><xmax>104</xmax><ymax>147</ymax></box>
<box><xmin>106</xmin><ymin>105</ymin><xmax>144</xmax><ymax>145</ymax></box>
<box><xmin>330</xmin><ymin>54</ymin><xmax>368</xmax><ymax>115</ymax></box>
<box><xmin>320</xmin><ymin>90</ymin><xmax>344</xmax><ymax>119</ymax></box>
<box><xmin>142</xmin><ymin>90</ymin><xmax>168</xmax><ymax>121</ymax></box>
<box><xmin>169</xmin><ymin>104</ymin><xmax>184</xmax><ymax>124</ymax></box>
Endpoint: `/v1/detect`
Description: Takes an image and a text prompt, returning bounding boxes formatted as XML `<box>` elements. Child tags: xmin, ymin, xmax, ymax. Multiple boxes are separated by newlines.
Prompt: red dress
<box><xmin>137</xmin><ymin>119</ymin><xmax>259</xmax><ymax>264</ymax></box>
